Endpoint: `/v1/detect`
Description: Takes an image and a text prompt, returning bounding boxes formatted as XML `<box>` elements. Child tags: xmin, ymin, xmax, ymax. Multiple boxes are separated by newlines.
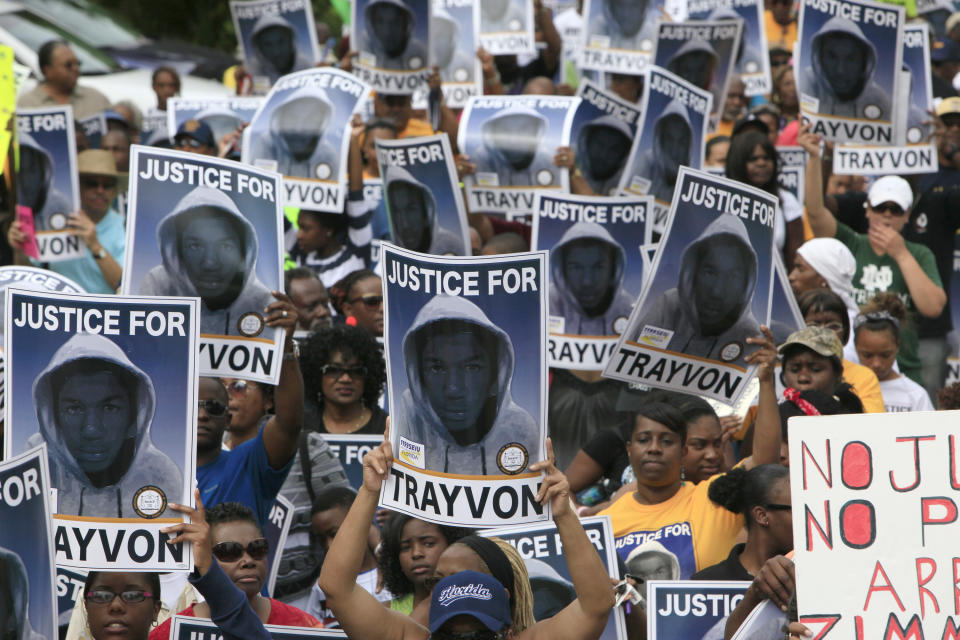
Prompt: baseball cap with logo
<box><xmin>777</xmin><ymin>326</ymin><xmax>843</xmax><ymax>363</ymax></box>
<box><xmin>866</xmin><ymin>175</ymin><xmax>912</xmax><ymax>212</ymax></box>
<box><xmin>429</xmin><ymin>571</ymin><xmax>512</xmax><ymax>633</ymax></box>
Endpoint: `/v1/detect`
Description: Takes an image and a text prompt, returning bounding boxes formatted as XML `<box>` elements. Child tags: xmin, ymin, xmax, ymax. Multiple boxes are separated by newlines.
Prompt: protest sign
<box><xmin>604</xmin><ymin>168</ymin><xmax>776</xmax><ymax>405</ymax></box>
<box><xmin>532</xmin><ymin>191</ymin><xmax>650</xmax><ymax>370</ymax></box>
<box><xmin>787</xmin><ymin>410</ymin><xmax>960</xmax><ymax>639</ymax></box>
<box><xmin>352</xmin><ymin>0</ymin><xmax>431</xmax><ymax>94</ymax></box>
<box><xmin>123</xmin><ymin>146</ymin><xmax>286</xmax><ymax>384</ymax></box>
<box><xmin>230</xmin><ymin>0</ymin><xmax>319</xmax><ymax>93</ymax></box>
<box><xmin>833</xmin><ymin>23</ymin><xmax>937</xmax><ymax>174</ymax></box>
<box><xmin>0</xmin><ymin>446</ymin><xmax>57</xmax><ymax>640</ymax></box>
<box><xmin>580</xmin><ymin>0</ymin><xmax>659</xmax><ymax>73</ymax></box>
<box><xmin>243</xmin><ymin>67</ymin><xmax>368</xmax><ymax>212</ymax></box>
<box><xmin>56</xmin><ymin>565</ymin><xmax>87</xmax><ymax>630</ymax></box>
<box><xmin>482</xmin><ymin>516</ymin><xmax>627</xmax><ymax>639</ymax></box>
<box><xmin>572</xmin><ymin>79</ymin><xmax>643</xmax><ymax>196</ymax></box>
<box><xmin>459</xmin><ymin>95</ymin><xmax>580</xmax><ymax>215</ymax></box>
<box><xmin>478</xmin><ymin>0</ymin><xmax>536</xmax><ymax>55</ymax></box>
<box><xmin>647</xmin><ymin>580</ymin><xmax>750</xmax><ymax>639</ymax></box>
<box><xmin>686</xmin><ymin>0</ymin><xmax>771</xmax><ymax>95</ymax></box>
<box><xmin>432</xmin><ymin>0</ymin><xmax>482</xmax><ymax>108</ymax></box>
<box><xmin>323</xmin><ymin>434</ymin><xmax>381</xmax><ymax>489</ymax></box>
<box><xmin>770</xmin><ymin>252</ymin><xmax>805</xmax><ymax>344</ymax></box>
<box><xmin>376</xmin><ymin>134</ymin><xmax>470</xmax><ymax>256</ymax></box>
<box><xmin>263</xmin><ymin>493</ymin><xmax>294</xmax><ymax>596</ymax></box>
<box><xmin>620</xmin><ymin>67</ymin><xmax>713</xmax><ymax>233</ymax></box>
<box><xmin>379</xmin><ymin>243</ymin><xmax>550</xmax><ymax>526</ymax></box>
<box><xmin>16</xmin><ymin>105</ymin><xmax>83</xmax><ymax>263</ymax></box>
<box><xmin>170</xmin><ymin>616</ymin><xmax>346</xmax><ymax>639</ymax></box>
<box><xmin>777</xmin><ymin>166</ymin><xmax>805</xmax><ymax>208</ymax></box>
<box><xmin>796</xmin><ymin>0</ymin><xmax>904</xmax><ymax>144</ymax></box>
<box><xmin>78</xmin><ymin>111</ymin><xmax>106</xmax><ymax>149</ymax></box>
<box><xmin>729</xmin><ymin>598</ymin><xmax>788</xmax><ymax>639</ymax></box>
<box><xmin>652</xmin><ymin>19</ymin><xmax>742</xmax><ymax>129</ymax></box>
<box><xmin>4</xmin><ymin>290</ymin><xmax>200</xmax><ymax>571</ymax></box>
<box><xmin>167</xmin><ymin>96</ymin><xmax>264</xmax><ymax>150</ymax></box>
<box><xmin>141</xmin><ymin>109</ymin><xmax>169</xmax><ymax>146</ymax></box>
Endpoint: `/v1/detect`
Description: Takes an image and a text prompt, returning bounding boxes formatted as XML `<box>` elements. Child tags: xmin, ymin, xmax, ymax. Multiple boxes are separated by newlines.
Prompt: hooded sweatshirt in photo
<box><xmin>478</xmin><ymin>105</ymin><xmax>555</xmax><ymax>187</ymax></box>
<box><xmin>633</xmin><ymin>99</ymin><xmax>694</xmax><ymax>203</ymax></box>
<box><xmin>248</xmin><ymin>14</ymin><xmax>315</xmax><ymax>85</ymax></box>
<box><xmin>363</xmin><ymin>0</ymin><xmax>429</xmax><ymax>70</ymax></box>
<box><xmin>17</xmin><ymin>131</ymin><xmax>74</xmax><ymax>232</ymax></box>
<box><xmin>383</xmin><ymin>164</ymin><xmax>465</xmax><ymax>256</ymax></box>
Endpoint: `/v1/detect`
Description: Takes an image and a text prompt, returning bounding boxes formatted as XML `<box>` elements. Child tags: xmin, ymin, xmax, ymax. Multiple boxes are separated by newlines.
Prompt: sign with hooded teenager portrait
<box><xmin>481</xmin><ymin>516</ymin><xmax>627</xmax><ymax>640</ymax></box>
<box><xmin>167</xmin><ymin>97</ymin><xmax>264</xmax><ymax>153</ymax></box>
<box><xmin>170</xmin><ymin>616</ymin><xmax>346</xmax><ymax>639</ymax></box>
<box><xmin>620</xmin><ymin>67</ymin><xmax>713</xmax><ymax>232</ymax></box>
<box><xmin>15</xmin><ymin>105</ymin><xmax>82</xmax><ymax>263</ymax></box>
<box><xmin>685</xmin><ymin>0</ymin><xmax>770</xmax><ymax>96</ymax></box>
<box><xmin>459</xmin><ymin>95</ymin><xmax>580</xmax><ymax>215</ymax></box>
<box><xmin>477</xmin><ymin>0</ymin><xmax>536</xmax><ymax>55</ymax></box>
<box><xmin>796</xmin><ymin>0</ymin><xmax>904</xmax><ymax>144</ymax></box>
<box><xmin>375</xmin><ymin>134</ymin><xmax>470</xmax><ymax>256</ymax></box>
<box><xmin>651</xmin><ymin>19</ymin><xmax>742</xmax><ymax>129</ymax></box>
<box><xmin>571</xmin><ymin>79</ymin><xmax>643</xmax><ymax>197</ymax></box>
<box><xmin>833</xmin><ymin>23</ymin><xmax>937</xmax><ymax>174</ymax></box>
<box><xmin>122</xmin><ymin>146</ymin><xmax>286</xmax><ymax>385</ymax></box>
<box><xmin>230</xmin><ymin>0</ymin><xmax>320</xmax><ymax>94</ymax></box>
<box><xmin>580</xmin><ymin>0</ymin><xmax>661</xmax><ymax>74</ymax></box>
<box><xmin>532</xmin><ymin>192</ymin><xmax>651</xmax><ymax>370</ymax></box>
<box><xmin>379</xmin><ymin>244</ymin><xmax>550</xmax><ymax>527</ymax></box>
<box><xmin>4</xmin><ymin>289</ymin><xmax>200</xmax><ymax>571</ymax></box>
<box><xmin>352</xmin><ymin>0</ymin><xmax>431</xmax><ymax>95</ymax></box>
<box><xmin>604</xmin><ymin>168</ymin><xmax>777</xmax><ymax>405</ymax></box>
<box><xmin>0</xmin><ymin>446</ymin><xmax>57</xmax><ymax>640</ymax></box>
<box><xmin>647</xmin><ymin>580</ymin><xmax>749</xmax><ymax>639</ymax></box>
<box><xmin>431</xmin><ymin>0</ymin><xmax>483</xmax><ymax>108</ymax></box>
<box><xmin>243</xmin><ymin>67</ymin><xmax>369</xmax><ymax>212</ymax></box>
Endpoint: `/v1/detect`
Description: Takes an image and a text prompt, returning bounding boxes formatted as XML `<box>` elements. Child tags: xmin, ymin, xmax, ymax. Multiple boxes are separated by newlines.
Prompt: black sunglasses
<box><xmin>212</xmin><ymin>537</ymin><xmax>269</xmax><ymax>562</ymax></box>
<box><xmin>85</xmin><ymin>589</ymin><xmax>154</xmax><ymax>605</ymax></box>
<box><xmin>81</xmin><ymin>177</ymin><xmax>118</xmax><ymax>190</ymax></box>
<box><xmin>348</xmin><ymin>294</ymin><xmax>383</xmax><ymax>307</ymax></box>
<box><xmin>764</xmin><ymin>503</ymin><xmax>792</xmax><ymax>511</ymax></box>
<box><xmin>321</xmin><ymin>364</ymin><xmax>367</xmax><ymax>379</ymax></box>
<box><xmin>872</xmin><ymin>202</ymin><xmax>905</xmax><ymax>216</ymax></box>
<box><xmin>198</xmin><ymin>399</ymin><xmax>228</xmax><ymax>417</ymax></box>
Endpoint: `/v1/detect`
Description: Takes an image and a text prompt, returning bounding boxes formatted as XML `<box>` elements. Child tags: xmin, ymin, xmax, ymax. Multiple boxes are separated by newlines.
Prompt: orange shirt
<box><xmin>399</xmin><ymin>118</ymin><xmax>435</xmax><ymax>139</ymax></box>
<box><xmin>765</xmin><ymin>10</ymin><xmax>798</xmax><ymax>54</ymax></box>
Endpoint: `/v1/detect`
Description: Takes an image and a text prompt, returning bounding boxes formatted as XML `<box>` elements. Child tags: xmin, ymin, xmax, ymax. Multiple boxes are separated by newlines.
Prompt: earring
<box><xmin>680</xmin><ymin>465</ymin><xmax>686</xmax><ymax>483</ymax></box>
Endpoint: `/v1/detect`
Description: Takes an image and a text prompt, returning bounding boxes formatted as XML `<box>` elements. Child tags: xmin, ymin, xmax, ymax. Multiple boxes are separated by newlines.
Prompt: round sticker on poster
<box><xmin>498</xmin><ymin>443</ymin><xmax>529</xmax><ymax>475</ymax></box>
<box><xmin>641</xmin><ymin>39</ymin><xmax>653</xmax><ymax>51</ymax></box>
<box><xmin>509</xmin><ymin>19</ymin><xmax>521</xmax><ymax>30</ymax></box>
<box><xmin>613</xmin><ymin>316</ymin><xmax>629</xmax><ymax>334</ymax></box>
<box><xmin>863</xmin><ymin>105</ymin><xmax>881</xmax><ymax>120</ymax></box>
<box><xmin>720</xmin><ymin>342</ymin><xmax>743</xmax><ymax>362</ymax></box>
<box><xmin>536</xmin><ymin>169</ymin><xmax>554</xmax><ymax>186</ymax></box>
<box><xmin>409</xmin><ymin>56</ymin><xmax>423</xmax><ymax>69</ymax></box>
<box><xmin>454</xmin><ymin>68</ymin><xmax>469</xmax><ymax>82</ymax></box>
<box><xmin>133</xmin><ymin>486</ymin><xmax>167</xmax><ymax>519</ymax></box>
<box><xmin>745</xmin><ymin>61</ymin><xmax>758</xmax><ymax>73</ymax></box>
<box><xmin>315</xmin><ymin>163</ymin><xmax>332</xmax><ymax>180</ymax></box>
<box><xmin>49</xmin><ymin>212</ymin><xmax>68</xmax><ymax>230</ymax></box>
<box><xmin>907</xmin><ymin>127</ymin><xmax>922</xmax><ymax>144</ymax></box>
<box><xmin>238</xmin><ymin>312</ymin><xmax>265</xmax><ymax>337</ymax></box>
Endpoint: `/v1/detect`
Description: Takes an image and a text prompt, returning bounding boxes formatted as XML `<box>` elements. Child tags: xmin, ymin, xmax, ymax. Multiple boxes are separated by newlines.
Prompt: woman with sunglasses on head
<box><xmin>301</xmin><ymin>324</ymin><xmax>387</xmax><ymax>435</ymax></box>
<box><xmin>854</xmin><ymin>292</ymin><xmax>933</xmax><ymax>413</ymax></box>
<box><xmin>319</xmin><ymin>428</ymin><xmax>616</xmax><ymax>640</ymax></box>
<box><xmin>221</xmin><ymin>378</ymin><xmax>275</xmax><ymax>450</ymax></box>
<box><xmin>330</xmin><ymin>269</ymin><xmax>384</xmax><ymax>337</ymax></box>
<box><xmin>149</xmin><ymin>501</ymin><xmax>320</xmax><ymax>639</ymax></box>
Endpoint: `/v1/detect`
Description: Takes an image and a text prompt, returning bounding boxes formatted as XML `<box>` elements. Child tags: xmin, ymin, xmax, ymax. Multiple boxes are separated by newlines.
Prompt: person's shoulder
<box><xmin>268</xmin><ymin>597</ymin><xmax>323</xmax><ymax>625</ymax></box>
<box><xmin>16</xmin><ymin>84</ymin><xmax>47</xmax><ymax>107</ymax></box>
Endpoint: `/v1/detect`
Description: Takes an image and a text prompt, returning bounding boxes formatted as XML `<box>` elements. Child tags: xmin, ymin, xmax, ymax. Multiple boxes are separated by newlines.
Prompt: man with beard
<box><xmin>363</xmin><ymin>0</ymin><xmax>428</xmax><ymax>70</ymax></box>
<box><xmin>629</xmin><ymin>99</ymin><xmax>694</xmax><ymax>203</ymax></box>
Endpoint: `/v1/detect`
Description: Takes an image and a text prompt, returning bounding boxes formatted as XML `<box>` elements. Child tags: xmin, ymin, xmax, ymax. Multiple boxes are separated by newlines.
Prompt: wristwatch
<box><xmin>92</xmin><ymin>247</ymin><xmax>108</xmax><ymax>260</ymax></box>
<box><xmin>283</xmin><ymin>341</ymin><xmax>300</xmax><ymax>361</ymax></box>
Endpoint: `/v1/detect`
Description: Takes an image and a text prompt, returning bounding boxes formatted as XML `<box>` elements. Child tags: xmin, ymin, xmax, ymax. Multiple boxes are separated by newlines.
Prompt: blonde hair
<box><xmin>491</xmin><ymin>537</ymin><xmax>536</xmax><ymax>632</ymax></box>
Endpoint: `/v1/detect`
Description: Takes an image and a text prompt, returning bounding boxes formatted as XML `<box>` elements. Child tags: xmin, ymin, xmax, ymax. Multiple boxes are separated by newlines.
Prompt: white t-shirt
<box><xmin>307</xmin><ymin>567</ymin><xmax>393</xmax><ymax>626</ymax></box>
<box><xmin>879</xmin><ymin>375</ymin><xmax>934</xmax><ymax>413</ymax></box>
<box><xmin>775</xmin><ymin>188</ymin><xmax>803</xmax><ymax>251</ymax></box>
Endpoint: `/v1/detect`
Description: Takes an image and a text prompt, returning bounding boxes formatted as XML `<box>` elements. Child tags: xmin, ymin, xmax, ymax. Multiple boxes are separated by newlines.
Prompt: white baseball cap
<box><xmin>867</xmin><ymin>175</ymin><xmax>912</xmax><ymax>212</ymax></box>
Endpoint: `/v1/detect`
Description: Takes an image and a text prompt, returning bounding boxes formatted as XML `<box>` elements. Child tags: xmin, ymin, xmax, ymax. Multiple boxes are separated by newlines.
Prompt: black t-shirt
<box><xmin>830</xmin><ymin>191</ymin><xmax>868</xmax><ymax>234</ymax></box>
<box><xmin>691</xmin><ymin>543</ymin><xmax>752</xmax><ymax>581</ymax></box>
<box><xmin>581</xmin><ymin>426</ymin><xmax>630</xmax><ymax>486</ymax></box>
<box><xmin>316</xmin><ymin>405</ymin><xmax>388</xmax><ymax>435</ymax></box>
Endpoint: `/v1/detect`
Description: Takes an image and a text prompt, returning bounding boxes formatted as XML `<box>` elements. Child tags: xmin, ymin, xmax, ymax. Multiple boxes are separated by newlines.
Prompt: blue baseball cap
<box><xmin>932</xmin><ymin>39</ymin><xmax>960</xmax><ymax>63</ymax></box>
<box><xmin>174</xmin><ymin>119</ymin><xmax>215</xmax><ymax>147</ymax></box>
<box><xmin>429</xmin><ymin>571</ymin><xmax>512</xmax><ymax>633</ymax></box>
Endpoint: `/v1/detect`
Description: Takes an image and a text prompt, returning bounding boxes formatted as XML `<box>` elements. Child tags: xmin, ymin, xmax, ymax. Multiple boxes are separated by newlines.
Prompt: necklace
<box><xmin>325</xmin><ymin>405</ymin><xmax>369</xmax><ymax>433</ymax></box>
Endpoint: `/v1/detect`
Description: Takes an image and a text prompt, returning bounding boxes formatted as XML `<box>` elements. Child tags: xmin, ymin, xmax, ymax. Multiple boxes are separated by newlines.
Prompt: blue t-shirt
<box><xmin>196</xmin><ymin>430</ymin><xmax>293</xmax><ymax>527</ymax></box>
<box><xmin>42</xmin><ymin>208</ymin><xmax>126</xmax><ymax>294</ymax></box>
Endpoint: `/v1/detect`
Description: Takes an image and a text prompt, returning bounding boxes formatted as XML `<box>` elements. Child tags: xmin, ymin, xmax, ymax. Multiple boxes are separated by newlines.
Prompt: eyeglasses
<box><xmin>806</xmin><ymin>321</ymin><xmax>844</xmax><ymax>333</ymax></box>
<box><xmin>321</xmin><ymin>364</ymin><xmax>367</xmax><ymax>379</ymax></box>
<box><xmin>175</xmin><ymin>136</ymin><xmax>206</xmax><ymax>149</ymax></box>
<box><xmin>431</xmin><ymin>629</ymin><xmax>508</xmax><ymax>640</ymax></box>
<box><xmin>81</xmin><ymin>177</ymin><xmax>118</xmax><ymax>190</ymax></box>
<box><xmin>764</xmin><ymin>503</ymin><xmax>792</xmax><ymax>511</ymax></box>
<box><xmin>212</xmin><ymin>537</ymin><xmax>269</xmax><ymax>562</ymax></box>
<box><xmin>871</xmin><ymin>202</ymin><xmax>906</xmax><ymax>216</ymax></box>
<box><xmin>198</xmin><ymin>398</ymin><xmax>228</xmax><ymax>417</ymax></box>
<box><xmin>347</xmin><ymin>294</ymin><xmax>383</xmax><ymax>307</ymax></box>
<box><xmin>226</xmin><ymin>380</ymin><xmax>255</xmax><ymax>397</ymax></box>
<box><xmin>84</xmin><ymin>589</ymin><xmax>154</xmax><ymax>605</ymax></box>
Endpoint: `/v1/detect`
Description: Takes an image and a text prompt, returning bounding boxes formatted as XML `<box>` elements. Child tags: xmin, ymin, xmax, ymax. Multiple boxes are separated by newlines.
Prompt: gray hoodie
<box><xmin>25</xmin><ymin>333</ymin><xmax>181</xmax><ymax>518</ymax></box>
<box><xmin>524</xmin><ymin>557</ymin><xmax>577</xmax><ymax>621</ymax></box>
<box><xmin>705</xmin><ymin>8</ymin><xmax>761</xmax><ymax>77</ymax></box>
<box><xmin>248</xmin><ymin>85</ymin><xmax>340</xmax><ymax>179</ymax></box>
<box><xmin>549</xmin><ymin>221</ymin><xmax>634</xmax><ymax>335</ymax></box>
<box><xmin>249</xmin><ymin>14</ymin><xmax>315</xmax><ymax>84</ymax></box>
<box><xmin>17</xmin><ymin>131</ymin><xmax>74</xmax><ymax>232</ymax></box>
<box><xmin>633</xmin><ymin>214</ymin><xmax>760</xmax><ymax>368</ymax></box>
<box><xmin>666</xmin><ymin>39</ymin><xmax>719</xmax><ymax>100</ymax></box>
<box><xmin>480</xmin><ymin>0</ymin><xmax>527</xmax><ymax>34</ymax></box>
<box><xmin>478</xmin><ymin>105</ymin><xmax>555</xmax><ymax>187</ymax></box>
<box><xmin>575</xmin><ymin>114</ymin><xmax>633</xmax><ymax>196</ymax></box>
<box><xmin>395</xmin><ymin>295</ymin><xmax>539</xmax><ymax>475</ymax></box>
<box><xmin>0</xmin><ymin>547</ymin><xmax>45</xmax><ymax>640</ymax></box>
<box><xmin>383</xmin><ymin>164</ymin><xmax>465</xmax><ymax>255</ymax></box>
<box><xmin>801</xmin><ymin>16</ymin><xmax>891</xmax><ymax>119</ymax></box>
<box><xmin>138</xmin><ymin>186</ymin><xmax>273</xmax><ymax>336</ymax></box>
<box><xmin>363</xmin><ymin>0</ymin><xmax>428</xmax><ymax>70</ymax></box>
<box><xmin>588</xmin><ymin>0</ymin><xmax>657</xmax><ymax>52</ymax></box>
<box><xmin>631</xmin><ymin>99</ymin><xmax>693</xmax><ymax>203</ymax></box>
<box><xmin>432</xmin><ymin>7</ymin><xmax>476</xmax><ymax>83</ymax></box>
<box><xmin>194</xmin><ymin>106</ymin><xmax>245</xmax><ymax>145</ymax></box>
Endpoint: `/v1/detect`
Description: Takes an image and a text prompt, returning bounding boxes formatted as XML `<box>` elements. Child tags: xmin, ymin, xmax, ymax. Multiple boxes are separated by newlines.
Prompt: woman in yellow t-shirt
<box><xmin>599</xmin><ymin>327</ymin><xmax>783</xmax><ymax>580</ymax></box>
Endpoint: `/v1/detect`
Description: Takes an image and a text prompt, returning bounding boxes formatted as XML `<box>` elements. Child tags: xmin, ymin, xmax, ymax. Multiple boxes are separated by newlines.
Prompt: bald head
<box><xmin>523</xmin><ymin>76</ymin><xmax>556</xmax><ymax>95</ymax></box>
<box><xmin>481</xmin><ymin>231</ymin><xmax>528</xmax><ymax>255</ymax></box>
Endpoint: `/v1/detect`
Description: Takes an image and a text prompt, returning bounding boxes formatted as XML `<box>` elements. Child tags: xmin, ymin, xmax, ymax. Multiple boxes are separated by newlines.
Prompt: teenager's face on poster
<box><xmin>659</xmin><ymin>117</ymin><xmax>691</xmax><ymax>178</ymax></box>
<box><xmin>420</xmin><ymin>330</ymin><xmax>494</xmax><ymax>434</ymax></box>
<box><xmin>255</xmin><ymin>25</ymin><xmax>295</xmax><ymax>72</ymax></box>
<box><xmin>277</xmin><ymin>100</ymin><xmax>327</xmax><ymax>159</ymax></box>
<box><xmin>179</xmin><ymin>209</ymin><xmax>245</xmax><ymax>300</ymax></box>
<box><xmin>370</xmin><ymin>4</ymin><xmax>411</xmax><ymax>57</ymax></box>
<box><xmin>17</xmin><ymin>146</ymin><xmax>47</xmax><ymax>209</ymax></box>
<box><xmin>608</xmin><ymin>0</ymin><xmax>647</xmax><ymax>35</ymax></box>
<box><xmin>389</xmin><ymin>182</ymin><xmax>429</xmax><ymax>249</ymax></box>
<box><xmin>491</xmin><ymin>115</ymin><xmax>542</xmax><ymax>169</ymax></box>
<box><xmin>819</xmin><ymin>33</ymin><xmax>867</xmax><ymax>99</ymax></box>
<box><xmin>564</xmin><ymin>241</ymin><xmax>615</xmax><ymax>312</ymax></box>
<box><xmin>585</xmin><ymin>127</ymin><xmax>631</xmax><ymax>179</ymax></box>
<box><xmin>56</xmin><ymin>369</ymin><xmax>133</xmax><ymax>474</ymax></box>
<box><xmin>670</xmin><ymin>51</ymin><xmax>714</xmax><ymax>90</ymax></box>
<box><xmin>693</xmin><ymin>239</ymin><xmax>748</xmax><ymax>333</ymax></box>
